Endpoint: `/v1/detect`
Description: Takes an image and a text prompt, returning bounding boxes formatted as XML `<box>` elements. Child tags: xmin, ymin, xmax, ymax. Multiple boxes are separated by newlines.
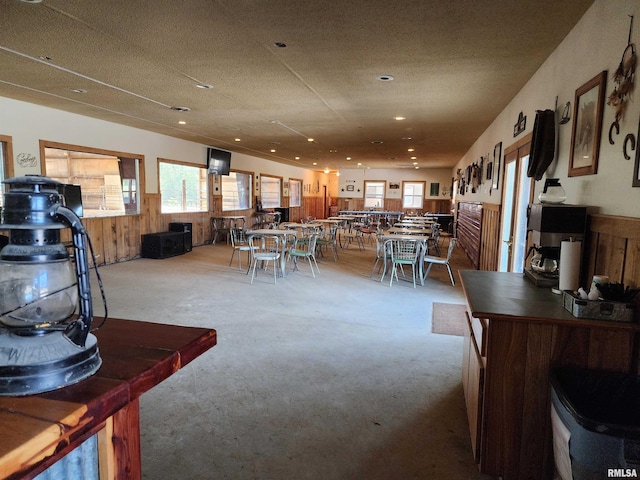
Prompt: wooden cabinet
<box><xmin>462</xmin><ymin>311</ymin><xmax>484</xmax><ymax>463</ymax></box>
<box><xmin>460</xmin><ymin>270</ymin><xmax>640</xmax><ymax>480</ymax></box>
<box><xmin>456</xmin><ymin>202</ymin><xmax>482</xmax><ymax>269</ymax></box>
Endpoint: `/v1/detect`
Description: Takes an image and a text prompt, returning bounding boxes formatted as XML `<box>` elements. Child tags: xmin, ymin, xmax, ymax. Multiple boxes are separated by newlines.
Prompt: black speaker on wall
<box><xmin>169</xmin><ymin>222</ymin><xmax>193</xmax><ymax>252</ymax></box>
<box><xmin>141</xmin><ymin>232</ymin><xmax>185</xmax><ymax>259</ymax></box>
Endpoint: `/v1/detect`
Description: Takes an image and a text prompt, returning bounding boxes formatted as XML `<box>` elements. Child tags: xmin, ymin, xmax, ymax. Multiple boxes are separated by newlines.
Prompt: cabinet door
<box><xmin>463</xmin><ymin>313</ymin><xmax>484</xmax><ymax>464</ymax></box>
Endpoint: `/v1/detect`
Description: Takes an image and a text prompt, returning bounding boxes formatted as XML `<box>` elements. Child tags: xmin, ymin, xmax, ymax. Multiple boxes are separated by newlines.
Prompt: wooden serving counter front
<box><xmin>460</xmin><ymin>270</ymin><xmax>640</xmax><ymax>480</ymax></box>
<box><xmin>0</xmin><ymin>318</ymin><xmax>217</xmax><ymax>480</ymax></box>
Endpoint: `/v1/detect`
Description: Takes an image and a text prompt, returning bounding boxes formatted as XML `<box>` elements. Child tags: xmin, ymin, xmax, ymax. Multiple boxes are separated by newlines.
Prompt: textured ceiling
<box><xmin>0</xmin><ymin>0</ymin><xmax>594</xmax><ymax>171</ymax></box>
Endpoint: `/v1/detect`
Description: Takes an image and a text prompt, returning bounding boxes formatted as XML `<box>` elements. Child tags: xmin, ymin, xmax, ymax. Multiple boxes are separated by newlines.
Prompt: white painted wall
<box><xmin>454</xmin><ymin>0</ymin><xmax>640</xmax><ymax>217</ymax></box>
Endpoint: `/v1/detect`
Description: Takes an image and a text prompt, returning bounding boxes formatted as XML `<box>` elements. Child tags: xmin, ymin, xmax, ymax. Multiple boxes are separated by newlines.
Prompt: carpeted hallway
<box><xmin>90</xmin><ymin>237</ymin><xmax>492</xmax><ymax>480</ymax></box>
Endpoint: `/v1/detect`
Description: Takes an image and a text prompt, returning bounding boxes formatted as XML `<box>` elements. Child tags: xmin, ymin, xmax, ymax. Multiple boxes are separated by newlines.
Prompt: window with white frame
<box><xmin>221</xmin><ymin>171</ymin><xmax>252</xmax><ymax>211</ymax></box>
<box><xmin>402</xmin><ymin>181</ymin><xmax>425</xmax><ymax>209</ymax></box>
<box><xmin>44</xmin><ymin>145</ymin><xmax>141</xmax><ymax>217</ymax></box>
<box><xmin>260</xmin><ymin>175</ymin><xmax>281</xmax><ymax>208</ymax></box>
<box><xmin>159</xmin><ymin>160</ymin><xmax>208</xmax><ymax>213</ymax></box>
<box><xmin>364</xmin><ymin>181</ymin><xmax>385</xmax><ymax>208</ymax></box>
<box><xmin>289</xmin><ymin>178</ymin><xmax>302</xmax><ymax>207</ymax></box>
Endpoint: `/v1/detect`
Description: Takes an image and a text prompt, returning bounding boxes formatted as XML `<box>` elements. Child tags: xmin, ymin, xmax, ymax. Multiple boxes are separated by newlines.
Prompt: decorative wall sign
<box><xmin>569</xmin><ymin>71</ymin><xmax>607</xmax><ymax>177</ymax></box>
<box><xmin>16</xmin><ymin>153</ymin><xmax>37</xmax><ymax>167</ymax></box>
<box><xmin>513</xmin><ymin>112</ymin><xmax>527</xmax><ymax>137</ymax></box>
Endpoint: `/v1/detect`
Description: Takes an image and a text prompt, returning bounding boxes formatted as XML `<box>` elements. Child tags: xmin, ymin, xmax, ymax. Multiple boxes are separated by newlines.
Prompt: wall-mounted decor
<box><xmin>492</xmin><ymin>142</ymin><xmax>502</xmax><ymax>190</ymax></box>
<box><xmin>346</xmin><ymin>185</ymin><xmax>354</xmax><ymax>192</ymax></box>
<box><xmin>389</xmin><ymin>182</ymin><xmax>400</xmax><ymax>189</ymax></box>
<box><xmin>569</xmin><ymin>71</ymin><xmax>607</xmax><ymax>177</ymax></box>
<box><xmin>430</xmin><ymin>183</ymin><xmax>440</xmax><ymax>196</ymax></box>
<box><xmin>513</xmin><ymin>112</ymin><xmax>526</xmax><ymax>137</ymax></box>
<box><xmin>486</xmin><ymin>162</ymin><xmax>493</xmax><ymax>180</ymax></box>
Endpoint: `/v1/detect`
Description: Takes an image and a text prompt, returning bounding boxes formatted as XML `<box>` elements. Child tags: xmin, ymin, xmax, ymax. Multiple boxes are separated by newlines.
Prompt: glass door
<box><xmin>498</xmin><ymin>139</ymin><xmax>533</xmax><ymax>272</ymax></box>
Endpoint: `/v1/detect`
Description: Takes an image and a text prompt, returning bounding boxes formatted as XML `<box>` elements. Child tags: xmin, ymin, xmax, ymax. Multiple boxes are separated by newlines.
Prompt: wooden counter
<box><xmin>0</xmin><ymin>318</ymin><xmax>217</xmax><ymax>480</ymax></box>
<box><xmin>460</xmin><ymin>270</ymin><xmax>639</xmax><ymax>480</ymax></box>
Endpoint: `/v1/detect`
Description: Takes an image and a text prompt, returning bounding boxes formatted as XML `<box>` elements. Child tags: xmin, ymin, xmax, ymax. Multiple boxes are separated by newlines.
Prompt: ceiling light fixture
<box><xmin>307</xmin><ymin>138</ymin><xmax>314</xmax><ymax>142</ymax></box>
<box><xmin>376</xmin><ymin>75</ymin><xmax>394</xmax><ymax>81</ymax></box>
<box><xmin>407</xmin><ymin>148</ymin><xmax>415</xmax><ymax>152</ymax></box>
<box><xmin>393</xmin><ymin>116</ymin><xmax>406</xmax><ymax>121</ymax></box>
<box><xmin>270</xmin><ymin>149</ymin><xmax>276</xmax><ymax>153</ymax></box>
<box><xmin>346</xmin><ymin>157</ymin><xmax>351</xmax><ymax>160</ymax></box>
<box><xmin>295</xmin><ymin>156</ymin><xmax>300</xmax><ymax>160</ymax></box>
<box><xmin>234</xmin><ymin>138</ymin><xmax>241</xmax><ymax>142</ymax></box>
<box><xmin>71</xmin><ymin>88</ymin><xmax>87</xmax><ymax>94</ymax></box>
<box><xmin>195</xmin><ymin>83</ymin><xmax>213</xmax><ymax>89</ymax></box>
<box><xmin>313</xmin><ymin>162</ymin><xmax>317</xmax><ymax>166</ymax></box>
<box><xmin>178</xmin><ymin>120</ymin><xmax>186</xmax><ymax>125</ymax></box>
<box><xmin>170</xmin><ymin>106</ymin><xmax>191</xmax><ymax>112</ymax></box>
<box><xmin>371</xmin><ymin>140</ymin><xmax>383</xmax><ymax>144</ymax></box>
<box><xmin>324</xmin><ymin>168</ymin><xmax>330</xmax><ymax>174</ymax></box>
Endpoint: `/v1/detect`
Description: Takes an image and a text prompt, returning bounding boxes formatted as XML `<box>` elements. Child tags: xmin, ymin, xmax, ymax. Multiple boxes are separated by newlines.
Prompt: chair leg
<box><xmin>307</xmin><ymin>257</ymin><xmax>315</xmax><ymax>277</ymax></box>
<box><xmin>229</xmin><ymin>249</ymin><xmax>236</xmax><ymax>266</ymax></box>
<box><xmin>446</xmin><ymin>264</ymin><xmax>455</xmax><ymax>286</ymax></box>
<box><xmin>311</xmin><ymin>255</ymin><xmax>319</xmax><ymax>274</ymax></box>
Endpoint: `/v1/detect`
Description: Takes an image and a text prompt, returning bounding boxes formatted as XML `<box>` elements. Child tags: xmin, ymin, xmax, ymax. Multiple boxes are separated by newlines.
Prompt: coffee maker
<box><xmin>524</xmin><ymin>204</ymin><xmax>587</xmax><ymax>288</ymax></box>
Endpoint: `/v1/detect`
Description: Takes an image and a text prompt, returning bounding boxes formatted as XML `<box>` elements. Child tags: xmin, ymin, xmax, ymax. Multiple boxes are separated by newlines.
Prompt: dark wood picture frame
<box><xmin>568</xmin><ymin>71</ymin><xmax>607</xmax><ymax>177</ymax></box>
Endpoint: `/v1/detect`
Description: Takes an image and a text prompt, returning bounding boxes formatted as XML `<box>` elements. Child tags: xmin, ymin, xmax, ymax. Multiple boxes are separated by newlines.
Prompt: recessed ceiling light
<box><xmin>402</xmin><ymin>137</ymin><xmax>412</xmax><ymax>140</ymax></box>
<box><xmin>346</xmin><ymin>157</ymin><xmax>351</xmax><ymax>160</ymax></box>
<box><xmin>408</xmin><ymin>148</ymin><xmax>415</xmax><ymax>152</ymax></box>
<box><xmin>410</xmin><ymin>156</ymin><xmax>417</xmax><ymax>160</ymax></box>
<box><xmin>313</xmin><ymin>162</ymin><xmax>317</xmax><ymax>166</ymax></box>
<box><xmin>178</xmin><ymin>120</ymin><xmax>186</xmax><ymax>125</ymax></box>
<box><xmin>234</xmin><ymin>138</ymin><xmax>241</xmax><ymax>142</ymax></box>
<box><xmin>170</xmin><ymin>106</ymin><xmax>191</xmax><ymax>112</ymax></box>
<box><xmin>307</xmin><ymin>138</ymin><xmax>314</xmax><ymax>142</ymax></box>
<box><xmin>415</xmin><ymin>166</ymin><xmax>420</xmax><ymax>169</ymax></box>
<box><xmin>412</xmin><ymin>162</ymin><xmax>418</xmax><ymax>165</ymax></box>
<box><xmin>196</xmin><ymin>83</ymin><xmax>213</xmax><ymax>89</ymax></box>
<box><xmin>376</xmin><ymin>75</ymin><xmax>394</xmax><ymax>81</ymax></box>
<box><xmin>71</xmin><ymin>88</ymin><xmax>87</xmax><ymax>94</ymax></box>
<box><xmin>324</xmin><ymin>168</ymin><xmax>330</xmax><ymax>174</ymax></box>
<box><xmin>329</xmin><ymin>149</ymin><xmax>337</xmax><ymax>153</ymax></box>
<box><xmin>393</xmin><ymin>116</ymin><xmax>406</xmax><ymax>121</ymax></box>
<box><xmin>270</xmin><ymin>149</ymin><xmax>276</xmax><ymax>153</ymax></box>
<box><xmin>371</xmin><ymin>140</ymin><xmax>383</xmax><ymax>144</ymax></box>
<box><xmin>295</xmin><ymin>156</ymin><xmax>300</xmax><ymax>160</ymax></box>
<box><xmin>357</xmin><ymin>162</ymin><xmax>362</xmax><ymax>166</ymax></box>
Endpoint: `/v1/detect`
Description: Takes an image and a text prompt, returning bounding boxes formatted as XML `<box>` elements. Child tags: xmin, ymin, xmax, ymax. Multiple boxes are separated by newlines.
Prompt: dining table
<box><xmin>246</xmin><ymin>228</ymin><xmax>297</xmax><ymax>277</ymax></box>
<box><xmin>379</xmin><ymin>233</ymin><xmax>431</xmax><ymax>285</ymax></box>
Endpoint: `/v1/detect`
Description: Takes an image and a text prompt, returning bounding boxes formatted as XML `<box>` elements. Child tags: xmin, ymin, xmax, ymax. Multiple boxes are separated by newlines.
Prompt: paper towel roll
<box><xmin>559</xmin><ymin>240</ymin><xmax>581</xmax><ymax>291</ymax></box>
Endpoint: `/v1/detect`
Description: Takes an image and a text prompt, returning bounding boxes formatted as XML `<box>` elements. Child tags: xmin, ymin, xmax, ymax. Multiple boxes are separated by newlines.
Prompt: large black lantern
<box><xmin>0</xmin><ymin>175</ymin><xmax>103</xmax><ymax>396</ymax></box>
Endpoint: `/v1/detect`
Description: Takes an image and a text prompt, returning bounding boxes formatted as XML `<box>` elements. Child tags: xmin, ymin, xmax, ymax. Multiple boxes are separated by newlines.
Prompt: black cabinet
<box><xmin>274</xmin><ymin>207</ymin><xmax>289</xmax><ymax>223</ymax></box>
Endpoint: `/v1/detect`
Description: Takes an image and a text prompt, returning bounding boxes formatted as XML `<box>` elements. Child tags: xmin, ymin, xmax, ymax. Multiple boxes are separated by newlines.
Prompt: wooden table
<box><xmin>0</xmin><ymin>318</ymin><xmax>217</xmax><ymax>480</ymax></box>
<box><xmin>460</xmin><ymin>270</ymin><xmax>640</xmax><ymax>479</ymax></box>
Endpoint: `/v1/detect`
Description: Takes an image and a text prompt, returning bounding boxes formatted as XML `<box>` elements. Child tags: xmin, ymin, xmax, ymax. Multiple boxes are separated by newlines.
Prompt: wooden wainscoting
<box><xmin>585</xmin><ymin>214</ymin><xmax>640</xmax><ymax>323</ymax></box>
<box><xmin>479</xmin><ymin>203</ymin><xmax>501</xmax><ymax>271</ymax></box>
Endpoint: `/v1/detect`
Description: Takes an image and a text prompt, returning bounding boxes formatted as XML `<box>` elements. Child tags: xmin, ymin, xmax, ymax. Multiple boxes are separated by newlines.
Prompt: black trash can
<box><xmin>550</xmin><ymin>367</ymin><xmax>640</xmax><ymax>480</ymax></box>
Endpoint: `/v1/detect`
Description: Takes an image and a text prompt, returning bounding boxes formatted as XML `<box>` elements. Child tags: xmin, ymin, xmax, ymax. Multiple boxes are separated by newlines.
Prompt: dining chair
<box><xmin>370</xmin><ymin>236</ymin><xmax>392</xmax><ymax>282</ymax></box>
<box><xmin>389</xmin><ymin>239</ymin><xmax>422</xmax><ymax>288</ymax></box>
<box><xmin>287</xmin><ymin>233</ymin><xmax>320</xmax><ymax>277</ymax></box>
<box><xmin>248</xmin><ymin>235</ymin><xmax>281</xmax><ymax>284</ymax></box>
<box><xmin>422</xmin><ymin>238</ymin><xmax>457</xmax><ymax>286</ymax></box>
<box><xmin>229</xmin><ymin>227</ymin><xmax>255</xmax><ymax>270</ymax></box>
<box><xmin>426</xmin><ymin>223</ymin><xmax>442</xmax><ymax>256</ymax></box>
<box><xmin>316</xmin><ymin>225</ymin><xmax>339</xmax><ymax>261</ymax></box>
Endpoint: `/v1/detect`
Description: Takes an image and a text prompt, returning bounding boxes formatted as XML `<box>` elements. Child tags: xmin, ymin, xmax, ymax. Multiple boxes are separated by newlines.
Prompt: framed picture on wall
<box><xmin>346</xmin><ymin>185</ymin><xmax>354</xmax><ymax>192</ymax></box>
<box><xmin>430</xmin><ymin>183</ymin><xmax>439</xmax><ymax>196</ymax></box>
<box><xmin>568</xmin><ymin>71</ymin><xmax>607</xmax><ymax>177</ymax></box>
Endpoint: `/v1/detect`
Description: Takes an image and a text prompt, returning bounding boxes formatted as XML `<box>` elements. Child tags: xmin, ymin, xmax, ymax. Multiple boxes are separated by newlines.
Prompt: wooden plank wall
<box><xmin>479</xmin><ymin>203</ymin><xmax>501</xmax><ymax>271</ymax></box>
<box><xmin>585</xmin><ymin>214</ymin><xmax>640</xmax><ymax>320</ymax></box>
<box><xmin>335</xmin><ymin>197</ymin><xmax>451</xmax><ymax>214</ymax></box>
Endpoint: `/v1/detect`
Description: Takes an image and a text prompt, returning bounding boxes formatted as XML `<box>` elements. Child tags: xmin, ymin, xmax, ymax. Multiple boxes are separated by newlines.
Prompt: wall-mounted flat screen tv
<box><xmin>207</xmin><ymin>147</ymin><xmax>232</xmax><ymax>176</ymax></box>
<box><xmin>57</xmin><ymin>184</ymin><xmax>83</xmax><ymax>217</ymax></box>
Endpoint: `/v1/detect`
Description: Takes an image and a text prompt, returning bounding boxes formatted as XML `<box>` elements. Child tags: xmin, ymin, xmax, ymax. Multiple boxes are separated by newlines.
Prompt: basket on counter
<box><xmin>562</xmin><ymin>291</ymin><xmax>635</xmax><ymax>322</ymax></box>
